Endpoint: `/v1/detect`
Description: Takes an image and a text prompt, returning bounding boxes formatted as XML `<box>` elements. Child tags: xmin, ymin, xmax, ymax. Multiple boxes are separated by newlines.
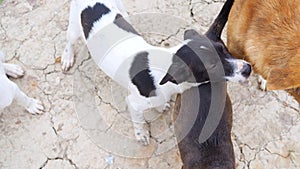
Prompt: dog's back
<box><xmin>174</xmin><ymin>84</ymin><xmax>235</xmax><ymax>169</ymax></box>
<box><xmin>227</xmin><ymin>0</ymin><xmax>300</xmax><ymax>101</ymax></box>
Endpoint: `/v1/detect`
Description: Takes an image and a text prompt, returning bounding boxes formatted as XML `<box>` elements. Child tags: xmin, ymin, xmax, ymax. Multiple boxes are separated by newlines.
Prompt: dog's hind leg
<box><xmin>14</xmin><ymin>85</ymin><xmax>44</xmax><ymax>114</ymax></box>
<box><xmin>126</xmin><ymin>95</ymin><xmax>150</xmax><ymax>146</ymax></box>
<box><xmin>61</xmin><ymin>0</ymin><xmax>81</xmax><ymax>71</ymax></box>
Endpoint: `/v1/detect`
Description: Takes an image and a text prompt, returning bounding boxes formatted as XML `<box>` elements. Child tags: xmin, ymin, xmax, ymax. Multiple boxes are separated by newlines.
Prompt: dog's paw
<box><xmin>3</xmin><ymin>63</ymin><xmax>24</xmax><ymax>78</ymax></box>
<box><xmin>155</xmin><ymin>103</ymin><xmax>171</xmax><ymax>113</ymax></box>
<box><xmin>134</xmin><ymin>128</ymin><xmax>150</xmax><ymax>146</ymax></box>
<box><xmin>258</xmin><ymin>75</ymin><xmax>267</xmax><ymax>91</ymax></box>
<box><xmin>61</xmin><ymin>47</ymin><xmax>74</xmax><ymax>72</ymax></box>
<box><xmin>26</xmin><ymin>98</ymin><xmax>44</xmax><ymax>114</ymax></box>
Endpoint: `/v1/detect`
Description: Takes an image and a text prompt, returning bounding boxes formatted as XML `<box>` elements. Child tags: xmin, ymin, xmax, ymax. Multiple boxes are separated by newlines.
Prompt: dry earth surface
<box><xmin>0</xmin><ymin>0</ymin><xmax>299</xmax><ymax>169</ymax></box>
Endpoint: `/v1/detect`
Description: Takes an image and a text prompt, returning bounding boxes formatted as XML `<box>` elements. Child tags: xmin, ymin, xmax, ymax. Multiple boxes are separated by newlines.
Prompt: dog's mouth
<box><xmin>225</xmin><ymin>75</ymin><xmax>248</xmax><ymax>83</ymax></box>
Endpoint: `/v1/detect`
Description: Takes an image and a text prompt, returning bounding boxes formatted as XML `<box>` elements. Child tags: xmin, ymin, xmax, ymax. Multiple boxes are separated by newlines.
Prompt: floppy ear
<box><xmin>184</xmin><ymin>29</ymin><xmax>202</xmax><ymax>40</ymax></box>
<box><xmin>267</xmin><ymin>67</ymin><xmax>300</xmax><ymax>90</ymax></box>
<box><xmin>160</xmin><ymin>73</ymin><xmax>177</xmax><ymax>85</ymax></box>
<box><xmin>160</xmin><ymin>63</ymin><xmax>191</xmax><ymax>85</ymax></box>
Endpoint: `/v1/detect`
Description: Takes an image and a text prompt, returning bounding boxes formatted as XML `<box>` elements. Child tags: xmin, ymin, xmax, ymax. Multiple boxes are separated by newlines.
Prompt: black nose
<box><xmin>241</xmin><ymin>64</ymin><xmax>252</xmax><ymax>77</ymax></box>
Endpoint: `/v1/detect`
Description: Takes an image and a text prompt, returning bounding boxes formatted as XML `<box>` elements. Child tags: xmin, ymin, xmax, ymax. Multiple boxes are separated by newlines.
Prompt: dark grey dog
<box><xmin>174</xmin><ymin>0</ymin><xmax>239</xmax><ymax>168</ymax></box>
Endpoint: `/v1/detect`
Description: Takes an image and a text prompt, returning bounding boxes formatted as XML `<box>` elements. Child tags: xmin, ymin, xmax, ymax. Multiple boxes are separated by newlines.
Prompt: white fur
<box><xmin>258</xmin><ymin>75</ymin><xmax>267</xmax><ymax>91</ymax></box>
<box><xmin>225</xmin><ymin>59</ymin><xmax>250</xmax><ymax>83</ymax></box>
<box><xmin>62</xmin><ymin>0</ymin><xmax>201</xmax><ymax>145</ymax></box>
<box><xmin>0</xmin><ymin>51</ymin><xmax>44</xmax><ymax>114</ymax></box>
<box><xmin>61</xmin><ymin>0</ymin><xmax>128</xmax><ymax>70</ymax></box>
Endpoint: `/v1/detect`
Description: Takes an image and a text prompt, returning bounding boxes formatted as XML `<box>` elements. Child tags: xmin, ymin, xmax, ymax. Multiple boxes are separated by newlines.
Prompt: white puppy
<box><xmin>0</xmin><ymin>51</ymin><xmax>44</xmax><ymax>114</ymax></box>
<box><xmin>62</xmin><ymin>0</ymin><xmax>251</xmax><ymax>145</ymax></box>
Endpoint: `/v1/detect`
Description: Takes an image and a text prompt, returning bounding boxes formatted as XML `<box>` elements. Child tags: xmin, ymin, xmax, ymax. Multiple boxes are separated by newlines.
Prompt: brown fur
<box><xmin>227</xmin><ymin>0</ymin><xmax>300</xmax><ymax>103</ymax></box>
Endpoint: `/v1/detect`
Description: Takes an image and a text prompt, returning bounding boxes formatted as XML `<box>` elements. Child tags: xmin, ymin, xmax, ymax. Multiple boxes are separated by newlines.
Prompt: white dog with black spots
<box><xmin>61</xmin><ymin>0</ymin><xmax>251</xmax><ymax>145</ymax></box>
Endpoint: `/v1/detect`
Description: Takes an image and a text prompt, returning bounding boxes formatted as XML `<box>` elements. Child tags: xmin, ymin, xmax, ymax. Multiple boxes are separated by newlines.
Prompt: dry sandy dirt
<box><xmin>0</xmin><ymin>0</ymin><xmax>299</xmax><ymax>169</ymax></box>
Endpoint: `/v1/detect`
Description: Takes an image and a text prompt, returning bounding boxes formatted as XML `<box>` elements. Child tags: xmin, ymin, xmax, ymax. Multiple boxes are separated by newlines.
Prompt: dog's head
<box><xmin>160</xmin><ymin>29</ymin><xmax>251</xmax><ymax>85</ymax></box>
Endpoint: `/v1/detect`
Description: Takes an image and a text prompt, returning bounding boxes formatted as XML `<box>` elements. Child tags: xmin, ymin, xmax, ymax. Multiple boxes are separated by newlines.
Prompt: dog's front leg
<box><xmin>61</xmin><ymin>0</ymin><xmax>81</xmax><ymax>71</ymax></box>
<box><xmin>14</xmin><ymin>85</ymin><xmax>44</xmax><ymax>114</ymax></box>
<box><xmin>258</xmin><ymin>75</ymin><xmax>267</xmax><ymax>91</ymax></box>
<box><xmin>0</xmin><ymin>51</ymin><xmax>24</xmax><ymax>78</ymax></box>
<box><xmin>3</xmin><ymin>63</ymin><xmax>24</xmax><ymax>78</ymax></box>
<box><xmin>126</xmin><ymin>95</ymin><xmax>150</xmax><ymax>146</ymax></box>
<box><xmin>154</xmin><ymin>103</ymin><xmax>171</xmax><ymax>113</ymax></box>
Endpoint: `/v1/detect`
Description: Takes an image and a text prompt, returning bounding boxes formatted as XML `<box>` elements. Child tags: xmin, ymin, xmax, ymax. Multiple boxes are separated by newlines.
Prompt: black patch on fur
<box><xmin>129</xmin><ymin>52</ymin><xmax>156</xmax><ymax>97</ymax></box>
<box><xmin>81</xmin><ymin>3</ymin><xmax>111</xmax><ymax>39</ymax></box>
<box><xmin>113</xmin><ymin>14</ymin><xmax>139</xmax><ymax>35</ymax></box>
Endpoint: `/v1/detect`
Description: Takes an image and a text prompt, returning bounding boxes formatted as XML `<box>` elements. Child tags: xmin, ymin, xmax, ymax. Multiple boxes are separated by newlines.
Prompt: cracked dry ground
<box><xmin>0</xmin><ymin>0</ymin><xmax>299</xmax><ymax>169</ymax></box>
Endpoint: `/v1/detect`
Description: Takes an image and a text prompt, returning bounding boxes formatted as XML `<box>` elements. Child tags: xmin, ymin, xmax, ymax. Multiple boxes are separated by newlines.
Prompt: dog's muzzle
<box><xmin>235</xmin><ymin>60</ymin><xmax>252</xmax><ymax>78</ymax></box>
<box><xmin>225</xmin><ymin>59</ymin><xmax>252</xmax><ymax>83</ymax></box>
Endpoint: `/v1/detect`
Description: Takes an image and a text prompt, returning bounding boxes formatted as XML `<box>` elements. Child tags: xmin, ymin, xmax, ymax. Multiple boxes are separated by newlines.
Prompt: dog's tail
<box><xmin>205</xmin><ymin>0</ymin><xmax>234</xmax><ymax>40</ymax></box>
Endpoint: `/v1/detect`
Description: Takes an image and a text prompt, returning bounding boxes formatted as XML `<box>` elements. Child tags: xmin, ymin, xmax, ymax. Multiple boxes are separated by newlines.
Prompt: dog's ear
<box><xmin>160</xmin><ymin>73</ymin><xmax>177</xmax><ymax>85</ymax></box>
<box><xmin>160</xmin><ymin>63</ymin><xmax>191</xmax><ymax>85</ymax></box>
<box><xmin>184</xmin><ymin>29</ymin><xmax>202</xmax><ymax>40</ymax></box>
<box><xmin>267</xmin><ymin>67</ymin><xmax>300</xmax><ymax>90</ymax></box>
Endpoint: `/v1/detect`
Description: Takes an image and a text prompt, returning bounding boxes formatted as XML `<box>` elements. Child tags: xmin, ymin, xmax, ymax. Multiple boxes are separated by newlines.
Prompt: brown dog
<box><xmin>227</xmin><ymin>0</ymin><xmax>300</xmax><ymax>103</ymax></box>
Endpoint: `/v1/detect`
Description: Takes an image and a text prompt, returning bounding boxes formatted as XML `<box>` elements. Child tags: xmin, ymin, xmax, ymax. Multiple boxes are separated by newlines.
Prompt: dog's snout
<box><xmin>241</xmin><ymin>63</ymin><xmax>252</xmax><ymax>77</ymax></box>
